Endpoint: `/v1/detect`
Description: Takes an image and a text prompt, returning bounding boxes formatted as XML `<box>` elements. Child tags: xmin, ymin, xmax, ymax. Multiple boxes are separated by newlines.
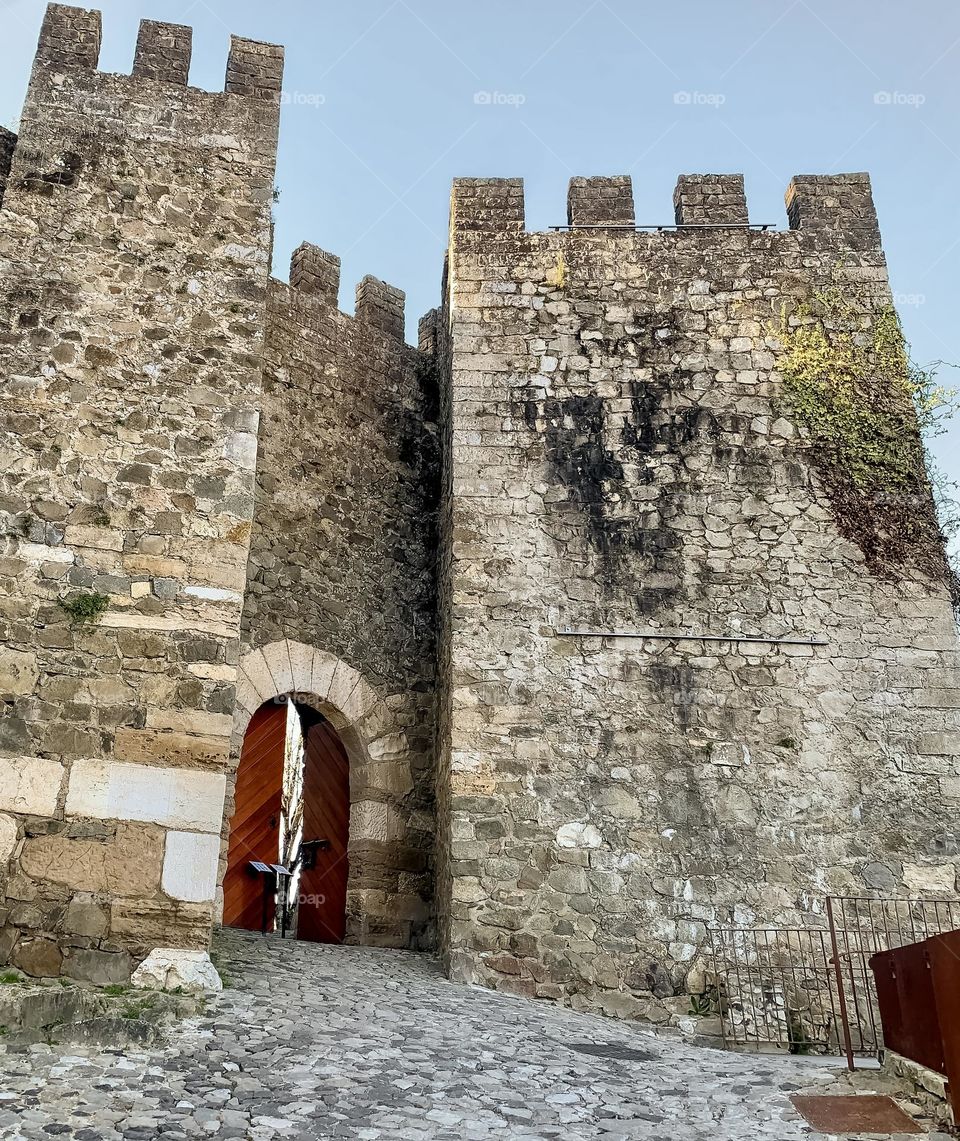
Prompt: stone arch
<box><xmin>218</xmin><ymin>639</ymin><xmax>418</xmax><ymax>945</ymax></box>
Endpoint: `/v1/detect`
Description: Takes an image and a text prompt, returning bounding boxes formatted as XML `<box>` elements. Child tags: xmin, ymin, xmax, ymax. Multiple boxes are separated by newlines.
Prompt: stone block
<box><xmin>132</xmin><ymin>948</ymin><xmax>222</xmax><ymax>993</ymax></box>
<box><xmin>162</xmin><ymin>831</ymin><xmax>220</xmax><ymax>902</ymax></box>
<box><xmin>113</xmin><ymin>728</ymin><xmax>230</xmax><ymax>770</ymax></box>
<box><xmin>66</xmin><ymin>760</ymin><xmax>226</xmax><ymax>832</ymax></box>
<box><xmin>0</xmin><ymin>812</ymin><xmax>18</xmax><ymax>864</ymax></box>
<box><xmin>903</xmin><ymin>862</ymin><xmax>957</xmax><ymax>895</ymax></box>
<box><xmin>0</xmin><ymin>649</ymin><xmax>39</xmax><ymax>696</ymax></box>
<box><xmin>63</xmin><ymin>947</ymin><xmax>132</xmax><ymax>986</ymax></box>
<box><xmin>0</xmin><ymin>757</ymin><xmax>64</xmax><ymax>817</ymax></box>
<box><xmin>63</xmin><ymin>896</ymin><xmax>109</xmax><ymax>938</ymax></box>
<box><xmin>12</xmin><ymin>937</ymin><xmax>62</xmax><ymax>979</ymax></box>
<box><xmin>21</xmin><ymin>822</ymin><xmax>164</xmax><ymax>895</ymax></box>
<box><xmin>110</xmin><ymin>899</ymin><xmax>213</xmax><ymax>950</ymax></box>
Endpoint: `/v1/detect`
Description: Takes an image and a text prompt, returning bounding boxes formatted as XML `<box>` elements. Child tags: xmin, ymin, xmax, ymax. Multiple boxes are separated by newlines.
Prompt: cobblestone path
<box><xmin>0</xmin><ymin>929</ymin><xmax>919</xmax><ymax>1139</ymax></box>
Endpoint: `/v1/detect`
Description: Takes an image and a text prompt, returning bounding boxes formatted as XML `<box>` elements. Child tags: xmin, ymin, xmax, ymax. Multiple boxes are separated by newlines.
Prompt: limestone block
<box><xmin>0</xmin><ymin>812</ymin><xmax>19</xmax><ymax>864</ymax></box>
<box><xmin>146</xmin><ymin>710</ymin><xmax>234</xmax><ymax>737</ymax></box>
<box><xmin>262</xmin><ymin>640</ymin><xmax>296</xmax><ymax>695</ymax></box>
<box><xmin>284</xmin><ymin>640</ymin><xmax>316</xmax><ymax>692</ymax></box>
<box><xmin>350</xmin><ymin>801</ymin><xmax>406</xmax><ymax>844</ymax></box>
<box><xmin>0</xmin><ymin>649</ymin><xmax>39</xmax><ymax>696</ymax></box>
<box><xmin>113</xmin><ymin>728</ymin><xmax>229</xmax><ymax>769</ymax></box>
<box><xmin>66</xmin><ymin>760</ymin><xmax>226</xmax><ymax>832</ymax></box>
<box><xmin>162</xmin><ymin>831</ymin><xmax>220</xmax><ymax>902</ymax></box>
<box><xmin>556</xmin><ymin>822</ymin><xmax>603</xmax><ymax>849</ymax></box>
<box><xmin>132</xmin><ymin>948</ymin><xmax>222</xmax><ymax>994</ymax></box>
<box><xmin>21</xmin><ymin>822</ymin><xmax>163</xmax><ymax>895</ymax></box>
<box><xmin>0</xmin><ymin>757</ymin><xmax>64</xmax><ymax>816</ymax></box>
<box><xmin>310</xmin><ymin>651</ymin><xmax>338</xmax><ymax>701</ymax></box>
<box><xmin>327</xmin><ymin>658</ymin><xmax>362</xmax><ymax>714</ymax></box>
<box><xmin>238</xmin><ymin>648</ymin><xmax>277</xmax><ymax>703</ymax></box>
<box><xmin>903</xmin><ymin>862</ymin><xmax>957</xmax><ymax>895</ymax></box>
<box><xmin>110</xmin><ymin>899</ymin><xmax>212</xmax><ymax>949</ymax></box>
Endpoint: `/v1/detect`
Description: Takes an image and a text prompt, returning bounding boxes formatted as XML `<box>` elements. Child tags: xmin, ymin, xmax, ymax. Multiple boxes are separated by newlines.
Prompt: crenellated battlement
<box><xmin>567</xmin><ymin>176</ymin><xmax>635</xmax><ymax>227</ymax></box>
<box><xmin>132</xmin><ymin>19</ymin><xmax>193</xmax><ymax>86</ymax></box>
<box><xmin>285</xmin><ymin>243</ymin><xmax>408</xmax><ymax>342</ymax></box>
<box><xmin>449</xmin><ymin>171</ymin><xmax>882</xmax><ymax>248</ymax></box>
<box><xmin>673</xmin><ymin>173</ymin><xmax>748</xmax><ymax>225</ymax></box>
<box><xmin>32</xmin><ymin>4</ymin><xmax>283</xmax><ymax>100</ymax></box>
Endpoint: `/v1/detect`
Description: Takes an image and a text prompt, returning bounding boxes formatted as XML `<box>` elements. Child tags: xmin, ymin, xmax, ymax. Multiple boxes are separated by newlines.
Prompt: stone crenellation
<box><xmin>0</xmin><ymin>4</ymin><xmax>958</xmax><ymax>1030</ymax></box>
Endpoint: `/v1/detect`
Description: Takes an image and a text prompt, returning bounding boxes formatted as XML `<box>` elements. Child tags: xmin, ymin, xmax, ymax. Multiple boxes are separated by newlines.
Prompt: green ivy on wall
<box><xmin>776</xmin><ymin>278</ymin><xmax>958</xmax><ymax>603</ymax></box>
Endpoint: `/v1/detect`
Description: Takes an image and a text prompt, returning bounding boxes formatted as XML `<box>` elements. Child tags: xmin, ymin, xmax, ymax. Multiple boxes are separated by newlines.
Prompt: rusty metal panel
<box><xmin>870</xmin><ymin>941</ymin><xmax>946</xmax><ymax>1075</ymax></box>
<box><xmin>928</xmin><ymin>930</ymin><xmax>960</xmax><ymax>1126</ymax></box>
<box><xmin>790</xmin><ymin>1095</ymin><xmax>922</xmax><ymax>1134</ymax></box>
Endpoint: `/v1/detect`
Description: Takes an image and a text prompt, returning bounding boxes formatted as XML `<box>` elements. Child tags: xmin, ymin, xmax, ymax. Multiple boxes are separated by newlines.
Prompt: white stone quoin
<box><xmin>0</xmin><ymin>757</ymin><xmax>65</xmax><ymax>816</ymax></box>
<box><xmin>162</xmin><ymin>831</ymin><xmax>221</xmax><ymax>902</ymax></box>
<box><xmin>132</xmin><ymin>949</ymin><xmax>223</xmax><ymax>994</ymax></box>
<box><xmin>65</xmin><ymin>760</ymin><xmax>226</xmax><ymax>832</ymax></box>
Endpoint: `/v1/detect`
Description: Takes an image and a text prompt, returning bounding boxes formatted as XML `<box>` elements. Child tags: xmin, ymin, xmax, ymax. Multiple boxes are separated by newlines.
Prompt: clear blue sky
<box><xmin>2</xmin><ymin>0</ymin><xmax>958</xmax><ymax>490</ymax></box>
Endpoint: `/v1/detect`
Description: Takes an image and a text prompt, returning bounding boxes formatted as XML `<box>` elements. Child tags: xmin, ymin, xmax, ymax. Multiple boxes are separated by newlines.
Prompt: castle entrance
<box><xmin>223</xmin><ymin>699</ymin><xmax>350</xmax><ymax>943</ymax></box>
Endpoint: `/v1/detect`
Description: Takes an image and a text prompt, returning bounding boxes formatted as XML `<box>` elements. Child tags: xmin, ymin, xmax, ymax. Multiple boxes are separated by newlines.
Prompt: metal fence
<box><xmin>708</xmin><ymin>896</ymin><xmax>960</xmax><ymax>1066</ymax></box>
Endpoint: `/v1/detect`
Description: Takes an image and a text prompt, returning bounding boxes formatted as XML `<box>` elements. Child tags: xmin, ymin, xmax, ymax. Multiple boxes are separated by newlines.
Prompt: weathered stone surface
<box><xmin>0</xmin><ymin>812</ymin><xmax>19</xmax><ymax>864</ymax></box>
<box><xmin>0</xmin><ymin>5</ymin><xmax>957</xmax><ymax>1026</ymax></box>
<box><xmin>435</xmin><ymin>174</ymin><xmax>960</xmax><ymax>1019</ymax></box>
<box><xmin>20</xmin><ymin>822</ymin><xmax>164</xmax><ymax>895</ymax></box>
<box><xmin>110</xmin><ymin>898</ymin><xmax>212</xmax><ymax>950</ymax></box>
<box><xmin>12</xmin><ymin>936</ymin><xmax>62</xmax><ymax>978</ymax></box>
<box><xmin>161</xmin><ymin>830</ymin><xmax>220</xmax><ymax>902</ymax></box>
<box><xmin>0</xmin><ymin>757</ymin><xmax>64</xmax><ymax>817</ymax></box>
<box><xmin>0</xmin><ymin>649</ymin><xmax>39</xmax><ymax>696</ymax></box>
<box><xmin>0</xmin><ymin>3</ymin><xmax>281</xmax><ymax>966</ymax></box>
<box><xmin>65</xmin><ymin>759</ymin><xmax>226</xmax><ymax>832</ymax></box>
<box><xmin>132</xmin><ymin>948</ymin><xmax>222</xmax><ymax>994</ymax></box>
<box><xmin>62</xmin><ymin>895</ymin><xmax>108</xmax><ymax>938</ymax></box>
<box><xmin>62</xmin><ymin>946</ymin><xmax>131</xmax><ymax>986</ymax></box>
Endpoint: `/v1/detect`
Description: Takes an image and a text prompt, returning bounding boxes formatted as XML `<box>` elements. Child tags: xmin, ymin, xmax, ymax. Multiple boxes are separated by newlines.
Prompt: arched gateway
<box><xmin>219</xmin><ymin>640</ymin><xmax>428</xmax><ymax>948</ymax></box>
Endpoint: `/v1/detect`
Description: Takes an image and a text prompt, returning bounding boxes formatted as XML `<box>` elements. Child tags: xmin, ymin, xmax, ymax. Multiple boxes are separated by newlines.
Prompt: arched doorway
<box><xmin>223</xmin><ymin>698</ymin><xmax>351</xmax><ymax>944</ymax></box>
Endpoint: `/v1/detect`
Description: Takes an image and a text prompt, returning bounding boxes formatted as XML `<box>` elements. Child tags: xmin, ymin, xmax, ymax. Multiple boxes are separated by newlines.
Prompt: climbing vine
<box><xmin>776</xmin><ymin>278</ymin><xmax>958</xmax><ymax>602</ymax></box>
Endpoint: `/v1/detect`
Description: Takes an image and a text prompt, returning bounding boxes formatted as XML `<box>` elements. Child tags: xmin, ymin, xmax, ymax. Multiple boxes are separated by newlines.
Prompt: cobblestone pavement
<box><xmin>0</xmin><ymin>929</ymin><xmax>926</xmax><ymax>1139</ymax></box>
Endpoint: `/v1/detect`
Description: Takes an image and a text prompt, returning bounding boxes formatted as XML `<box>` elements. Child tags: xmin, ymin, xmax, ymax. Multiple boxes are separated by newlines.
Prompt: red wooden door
<box><xmin>297</xmin><ymin>708</ymin><xmax>350</xmax><ymax>943</ymax></box>
<box><xmin>222</xmin><ymin>701</ymin><xmax>286</xmax><ymax>931</ymax></box>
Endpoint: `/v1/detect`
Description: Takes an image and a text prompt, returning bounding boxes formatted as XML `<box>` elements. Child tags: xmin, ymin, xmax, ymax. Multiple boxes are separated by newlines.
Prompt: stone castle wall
<box><xmin>0</xmin><ymin>5</ymin><xmax>282</xmax><ymax>981</ymax></box>
<box><xmin>0</xmin><ymin>3</ymin><xmax>957</xmax><ymax>1016</ymax></box>
<box><xmin>438</xmin><ymin>174</ymin><xmax>960</xmax><ymax>1020</ymax></box>
<box><xmin>231</xmin><ymin>244</ymin><xmax>440</xmax><ymax>948</ymax></box>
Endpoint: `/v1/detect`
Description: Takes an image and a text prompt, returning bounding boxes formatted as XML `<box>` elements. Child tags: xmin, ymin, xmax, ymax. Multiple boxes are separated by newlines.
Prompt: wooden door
<box><xmin>296</xmin><ymin>708</ymin><xmax>350</xmax><ymax>943</ymax></box>
<box><xmin>222</xmin><ymin>701</ymin><xmax>286</xmax><ymax>931</ymax></box>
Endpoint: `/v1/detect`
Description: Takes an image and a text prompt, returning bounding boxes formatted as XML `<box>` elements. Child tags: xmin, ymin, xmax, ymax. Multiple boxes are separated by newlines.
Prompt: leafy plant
<box><xmin>688</xmin><ymin>986</ymin><xmax>721</xmax><ymax>1016</ymax></box>
<box><xmin>58</xmin><ymin>591</ymin><xmax>110</xmax><ymax>628</ymax></box>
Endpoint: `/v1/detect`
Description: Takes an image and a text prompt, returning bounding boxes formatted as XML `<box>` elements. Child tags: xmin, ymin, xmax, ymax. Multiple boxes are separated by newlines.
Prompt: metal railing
<box><xmin>707</xmin><ymin>896</ymin><xmax>960</xmax><ymax>1066</ymax></box>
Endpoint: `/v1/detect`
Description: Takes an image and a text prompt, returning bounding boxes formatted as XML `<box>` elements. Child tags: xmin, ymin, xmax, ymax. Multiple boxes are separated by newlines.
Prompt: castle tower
<box><xmin>437</xmin><ymin>174</ymin><xmax>960</xmax><ymax>1017</ymax></box>
<box><xmin>0</xmin><ymin>5</ymin><xmax>282</xmax><ymax>982</ymax></box>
